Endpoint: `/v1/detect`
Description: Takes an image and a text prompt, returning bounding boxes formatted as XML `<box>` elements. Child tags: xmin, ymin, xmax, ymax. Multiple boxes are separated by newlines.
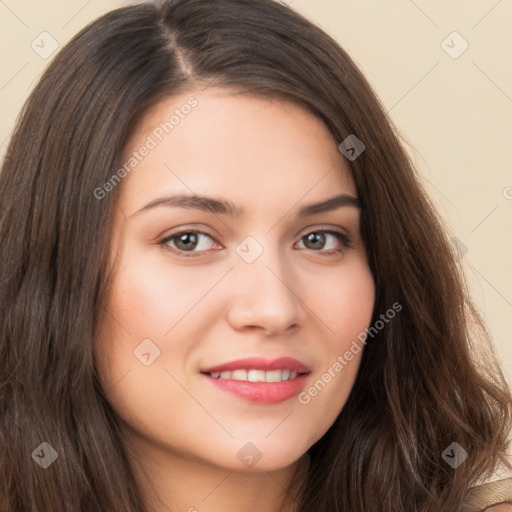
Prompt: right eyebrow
<box><xmin>129</xmin><ymin>194</ymin><xmax>243</xmax><ymax>218</ymax></box>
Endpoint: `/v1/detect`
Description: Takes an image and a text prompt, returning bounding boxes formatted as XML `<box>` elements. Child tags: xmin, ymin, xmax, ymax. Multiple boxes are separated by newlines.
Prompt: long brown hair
<box><xmin>0</xmin><ymin>1</ymin><xmax>510</xmax><ymax>510</ymax></box>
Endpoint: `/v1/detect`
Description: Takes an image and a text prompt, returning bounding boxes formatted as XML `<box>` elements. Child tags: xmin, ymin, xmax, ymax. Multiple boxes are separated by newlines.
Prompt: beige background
<box><xmin>0</xmin><ymin>0</ymin><xmax>511</xmax><ymax>384</ymax></box>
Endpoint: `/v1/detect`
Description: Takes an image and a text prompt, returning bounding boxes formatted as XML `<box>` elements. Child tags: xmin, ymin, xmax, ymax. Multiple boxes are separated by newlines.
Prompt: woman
<box><xmin>0</xmin><ymin>0</ymin><xmax>510</xmax><ymax>510</ymax></box>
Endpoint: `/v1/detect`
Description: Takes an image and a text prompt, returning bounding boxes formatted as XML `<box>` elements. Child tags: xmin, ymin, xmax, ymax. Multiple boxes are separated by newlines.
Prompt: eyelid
<box><xmin>296</xmin><ymin>223</ymin><xmax>350</xmax><ymax>239</ymax></box>
<box><xmin>158</xmin><ymin>224</ymin><xmax>219</xmax><ymax>243</ymax></box>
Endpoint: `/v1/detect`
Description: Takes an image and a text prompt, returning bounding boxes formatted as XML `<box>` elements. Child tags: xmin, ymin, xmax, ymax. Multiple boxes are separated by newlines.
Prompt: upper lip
<box><xmin>200</xmin><ymin>357</ymin><xmax>310</xmax><ymax>374</ymax></box>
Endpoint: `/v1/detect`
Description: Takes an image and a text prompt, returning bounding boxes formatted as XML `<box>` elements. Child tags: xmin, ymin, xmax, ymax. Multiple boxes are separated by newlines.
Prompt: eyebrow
<box><xmin>129</xmin><ymin>192</ymin><xmax>361</xmax><ymax>218</ymax></box>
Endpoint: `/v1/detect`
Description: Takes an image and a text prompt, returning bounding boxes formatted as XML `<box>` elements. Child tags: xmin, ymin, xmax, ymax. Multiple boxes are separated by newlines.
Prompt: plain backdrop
<box><xmin>0</xmin><ymin>0</ymin><xmax>511</xmax><ymax>385</ymax></box>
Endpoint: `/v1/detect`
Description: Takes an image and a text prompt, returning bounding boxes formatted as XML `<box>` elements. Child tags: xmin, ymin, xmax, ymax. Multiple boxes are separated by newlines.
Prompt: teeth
<box><xmin>231</xmin><ymin>369</ymin><xmax>248</xmax><ymax>380</ymax></box>
<box><xmin>208</xmin><ymin>369</ymin><xmax>299</xmax><ymax>382</ymax></box>
<box><xmin>248</xmin><ymin>369</ymin><xmax>267</xmax><ymax>382</ymax></box>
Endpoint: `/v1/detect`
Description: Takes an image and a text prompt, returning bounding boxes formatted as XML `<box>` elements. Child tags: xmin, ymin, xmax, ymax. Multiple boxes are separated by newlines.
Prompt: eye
<box><xmin>296</xmin><ymin>230</ymin><xmax>352</xmax><ymax>255</ymax></box>
<box><xmin>159</xmin><ymin>230</ymin><xmax>219</xmax><ymax>257</ymax></box>
<box><xmin>158</xmin><ymin>228</ymin><xmax>352</xmax><ymax>258</ymax></box>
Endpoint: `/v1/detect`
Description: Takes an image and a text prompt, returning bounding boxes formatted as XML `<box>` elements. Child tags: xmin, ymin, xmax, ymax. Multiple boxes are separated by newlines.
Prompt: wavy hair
<box><xmin>0</xmin><ymin>0</ymin><xmax>510</xmax><ymax>510</ymax></box>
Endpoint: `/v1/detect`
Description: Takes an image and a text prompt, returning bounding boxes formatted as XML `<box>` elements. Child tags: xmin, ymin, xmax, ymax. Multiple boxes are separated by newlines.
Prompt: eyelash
<box><xmin>157</xmin><ymin>227</ymin><xmax>353</xmax><ymax>258</ymax></box>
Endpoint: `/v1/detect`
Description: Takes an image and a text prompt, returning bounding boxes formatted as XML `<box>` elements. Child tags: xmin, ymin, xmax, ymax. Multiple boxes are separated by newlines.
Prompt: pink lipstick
<box><xmin>200</xmin><ymin>357</ymin><xmax>310</xmax><ymax>404</ymax></box>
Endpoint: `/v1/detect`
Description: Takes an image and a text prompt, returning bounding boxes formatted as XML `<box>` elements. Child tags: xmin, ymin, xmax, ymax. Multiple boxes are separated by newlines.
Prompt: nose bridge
<box><xmin>227</xmin><ymin>236</ymin><xmax>303</xmax><ymax>333</ymax></box>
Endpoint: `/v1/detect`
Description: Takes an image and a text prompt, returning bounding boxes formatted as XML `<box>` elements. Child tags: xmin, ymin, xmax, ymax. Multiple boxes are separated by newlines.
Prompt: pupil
<box><xmin>177</xmin><ymin>233</ymin><xmax>197</xmax><ymax>251</ymax></box>
<box><xmin>306</xmin><ymin>232</ymin><xmax>325</xmax><ymax>249</ymax></box>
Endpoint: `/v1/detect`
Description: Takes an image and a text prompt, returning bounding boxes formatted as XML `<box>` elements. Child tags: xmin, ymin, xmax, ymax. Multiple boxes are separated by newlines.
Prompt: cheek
<box><xmin>109</xmin><ymin>257</ymin><xmax>172</xmax><ymax>334</ymax></box>
<box><xmin>329</xmin><ymin>261</ymin><xmax>375</xmax><ymax>385</ymax></box>
<box><xmin>108</xmin><ymin>251</ymin><xmax>218</xmax><ymax>336</ymax></box>
<box><xmin>297</xmin><ymin>260</ymin><xmax>374</xmax><ymax>440</ymax></box>
<box><xmin>93</xmin><ymin>258</ymin><xmax>200</xmax><ymax>436</ymax></box>
<box><xmin>315</xmin><ymin>259</ymin><xmax>375</xmax><ymax>345</ymax></box>
<box><xmin>95</xmin><ymin>250</ymin><xmax>225</xmax><ymax>397</ymax></box>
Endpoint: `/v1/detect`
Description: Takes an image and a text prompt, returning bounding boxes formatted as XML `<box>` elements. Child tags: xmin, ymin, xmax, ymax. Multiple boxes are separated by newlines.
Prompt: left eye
<box><xmin>296</xmin><ymin>231</ymin><xmax>350</xmax><ymax>253</ymax></box>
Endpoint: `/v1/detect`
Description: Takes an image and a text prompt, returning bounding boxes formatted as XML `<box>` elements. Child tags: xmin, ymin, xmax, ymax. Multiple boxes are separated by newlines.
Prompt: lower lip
<box><xmin>202</xmin><ymin>373</ymin><xmax>309</xmax><ymax>404</ymax></box>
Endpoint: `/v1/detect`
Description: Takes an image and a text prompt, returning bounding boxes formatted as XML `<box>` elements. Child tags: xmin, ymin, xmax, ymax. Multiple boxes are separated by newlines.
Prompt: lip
<box><xmin>200</xmin><ymin>357</ymin><xmax>311</xmax><ymax>404</ymax></box>
<box><xmin>200</xmin><ymin>357</ymin><xmax>310</xmax><ymax>374</ymax></box>
<box><xmin>201</xmin><ymin>373</ymin><xmax>310</xmax><ymax>404</ymax></box>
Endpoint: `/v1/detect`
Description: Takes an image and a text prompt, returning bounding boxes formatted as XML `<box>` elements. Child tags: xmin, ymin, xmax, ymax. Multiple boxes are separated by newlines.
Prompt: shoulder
<box><xmin>462</xmin><ymin>476</ymin><xmax>512</xmax><ymax>512</ymax></box>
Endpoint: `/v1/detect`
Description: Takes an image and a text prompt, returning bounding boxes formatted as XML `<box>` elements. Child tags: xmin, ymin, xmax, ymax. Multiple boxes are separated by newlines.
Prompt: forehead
<box><xmin>119</xmin><ymin>88</ymin><xmax>356</xmax><ymax>212</ymax></box>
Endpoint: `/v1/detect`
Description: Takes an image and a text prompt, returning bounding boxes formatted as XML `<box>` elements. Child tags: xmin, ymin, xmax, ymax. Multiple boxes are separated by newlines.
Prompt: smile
<box><xmin>206</xmin><ymin>369</ymin><xmax>301</xmax><ymax>382</ymax></box>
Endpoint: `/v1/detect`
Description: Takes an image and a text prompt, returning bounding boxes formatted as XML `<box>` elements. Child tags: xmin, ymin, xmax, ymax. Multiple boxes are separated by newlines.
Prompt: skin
<box><xmin>94</xmin><ymin>88</ymin><xmax>375</xmax><ymax>512</ymax></box>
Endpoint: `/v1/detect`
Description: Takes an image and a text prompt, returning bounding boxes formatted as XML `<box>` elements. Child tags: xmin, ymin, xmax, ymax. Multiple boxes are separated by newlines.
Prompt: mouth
<box><xmin>199</xmin><ymin>357</ymin><xmax>311</xmax><ymax>404</ymax></box>
<box><xmin>200</xmin><ymin>356</ymin><xmax>310</xmax><ymax>375</ymax></box>
<box><xmin>201</xmin><ymin>368</ymin><xmax>308</xmax><ymax>382</ymax></box>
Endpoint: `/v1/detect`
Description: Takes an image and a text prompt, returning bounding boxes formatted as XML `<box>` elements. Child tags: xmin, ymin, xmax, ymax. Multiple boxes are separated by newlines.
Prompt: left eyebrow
<box><xmin>296</xmin><ymin>193</ymin><xmax>361</xmax><ymax>218</ymax></box>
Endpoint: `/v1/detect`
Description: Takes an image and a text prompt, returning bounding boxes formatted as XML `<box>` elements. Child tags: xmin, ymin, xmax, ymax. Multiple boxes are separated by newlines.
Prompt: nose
<box><xmin>226</xmin><ymin>247</ymin><xmax>306</xmax><ymax>336</ymax></box>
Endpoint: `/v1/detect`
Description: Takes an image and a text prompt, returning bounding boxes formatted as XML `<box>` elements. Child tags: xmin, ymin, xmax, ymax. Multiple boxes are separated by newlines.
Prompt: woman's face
<box><xmin>95</xmin><ymin>88</ymin><xmax>375</xmax><ymax>474</ymax></box>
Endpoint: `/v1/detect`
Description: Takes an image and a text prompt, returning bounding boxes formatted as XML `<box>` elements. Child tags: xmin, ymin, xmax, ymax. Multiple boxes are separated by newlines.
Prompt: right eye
<box><xmin>158</xmin><ymin>230</ymin><xmax>221</xmax><ymax>257</ymax></box>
